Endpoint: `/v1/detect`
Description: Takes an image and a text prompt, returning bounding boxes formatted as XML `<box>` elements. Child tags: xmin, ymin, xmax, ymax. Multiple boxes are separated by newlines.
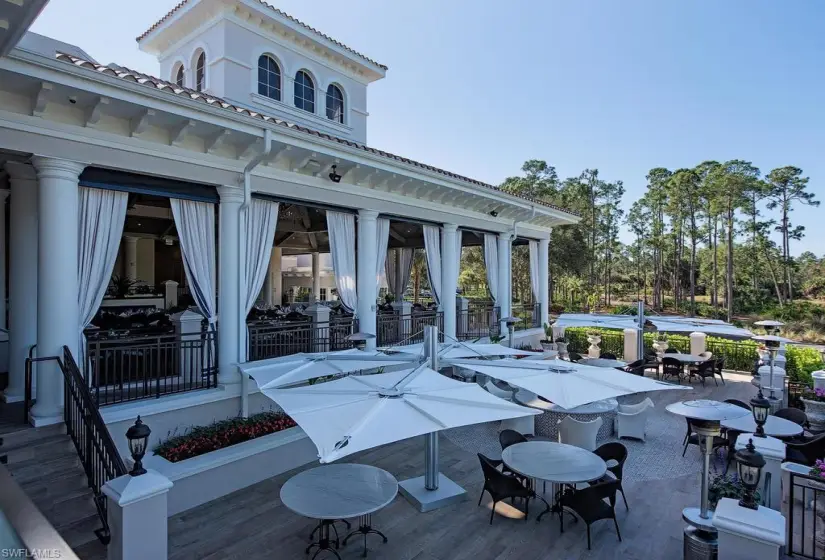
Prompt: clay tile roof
<box><xmin>137</xmin><ymin>0</ymin><xmax>388</xmax><ymax>71</ymax></box>
<box><xmin>54</xmin><ymin>52</ymin><xmax>578</xmax><ymax>218</ymax></box>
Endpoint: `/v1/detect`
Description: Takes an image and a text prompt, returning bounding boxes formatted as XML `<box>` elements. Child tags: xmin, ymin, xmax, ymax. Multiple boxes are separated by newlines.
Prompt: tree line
<box><xmin>474</xmin><ymin>159</ymin><xmax>821</xmax><ymax>322</ymax></box>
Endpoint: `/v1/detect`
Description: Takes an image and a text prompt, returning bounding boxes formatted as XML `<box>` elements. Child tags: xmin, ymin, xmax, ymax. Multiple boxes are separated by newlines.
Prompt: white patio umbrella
<box><xmin>238</xmin><ymin>349</ymin><xmax>413</xmax><ymax>389</ymax></box>
<box><xmin>382</xmin><ymin>341</ymin><xmax>543</xmax><ymax>359</ymax></box>
<box><xmin>449</xmin><ymin>358</ymin><xmax>690</xmax><ymax>410</ymax></box>
<box><xmin>259</xmin><ymin>365</ymin><xmax>540</xmax><ymax>463</ymax></box>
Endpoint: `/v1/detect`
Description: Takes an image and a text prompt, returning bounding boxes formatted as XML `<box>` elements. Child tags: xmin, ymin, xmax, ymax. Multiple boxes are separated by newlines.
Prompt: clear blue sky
<box><xmin>31</xmin><ymin>0</ymin><xmax>824</xmax><ymax>255</ymax></box>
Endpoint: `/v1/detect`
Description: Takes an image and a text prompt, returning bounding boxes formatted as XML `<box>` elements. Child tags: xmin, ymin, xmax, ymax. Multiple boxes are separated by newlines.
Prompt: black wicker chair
<box><xmin>724</xmin><ymin>399</ymin><xmax>752</xmax><ymax>411</ymax></box>
<box><xmin>664</xmin><ymin>347</ymin><xmax>678</xmax><ymax>354</ymax></box>
<box><xmin>622</xmin><ymin>359</ymin><xmax>646</xmax><ymax>376</ymax></box>
<box><xmin>691</xmin><ymin>360</ymin><xmax>718</xmax><ymax>386</ymax></box>
<box><xmin>775</xmin><ymin>407</ymin><xmax>808</xmax><ymax>427</ymax></box>
<box><xmin>499</xmin><ymin>429</ymin><xmax>529</xmax><ymax>480</ymax></box>
<box><xmin>785</xmin><ymin>433</ymin><xmax>825</xmax><ymax>467</ymax></box>
<box><xmin>560</xmin><ymin>479</ymin><xmax>623</xmax><ymax>550</ymax></box>
<box><xmin>568</xmin><ymin>352</ymin><xmax>584</xmax><ymax>363</ymax></box>
<box><xmin>661</xmin><ymin>357</ymin><xmax>683</xmax><ymax>383</ymax></box>
<box><xmin>477</xmin><ymin>454</ymin><xmax>533</xmax><ymax>524</ymax></box>
<box><xmin>590</xmin><ymin>442</ymin><xmax>629</xmax><ymax>510</ymax></box>
<box><xmin>601</xmin><ymin>352</ymin><xmax>618</xmax><ymax>360</ymax></box>
<box><xmin>714</xmin><ymin>357</ymin><xmax>726</xmax><ymax>385</ymax></box>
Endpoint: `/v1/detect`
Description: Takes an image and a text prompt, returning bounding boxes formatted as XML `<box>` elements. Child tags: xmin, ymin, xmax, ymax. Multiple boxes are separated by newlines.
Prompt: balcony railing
<box><xmin>457</xmin><ymin>303</ymin><xmax>500</xmax><ymax>341</ymax></box>
<box><xmin>511</xmin><ymin>302</ymin><xmax>541</xmax><ymax>331</ymax></box>
<box><xmin>247</xmin><ymin>316</ymin><xmax>357</xmax><ymax>361</ymax></box>
<box><xmin>84</xmin><ymin>328</ymin><xmax>217</xmax><ymax>407</ymax></box>
<box><xmin>786</xmin><ymin>467</ymin><xmax>825</xmax><ymax>558</ymax></box>
<box><xmin>377</xmin><ymin>310</ymin><xmax>443</xmax><ymax>347</ymax></box>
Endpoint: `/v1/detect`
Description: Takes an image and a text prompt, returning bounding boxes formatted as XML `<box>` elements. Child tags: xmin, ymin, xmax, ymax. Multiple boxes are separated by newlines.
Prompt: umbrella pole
<box><xmin>424</xmin><ymin>326</ymin><xmax>440</xmax><ymax>491</ymax></box>
<box><xmin>398</xmin><ymin>325</ymin><xmax>468</xmax><ymax>512</ymax></box>
<box><xmin>637</xmin><ymin>300</ymin><xmax>645</xmax><ymax>362</ymax></box>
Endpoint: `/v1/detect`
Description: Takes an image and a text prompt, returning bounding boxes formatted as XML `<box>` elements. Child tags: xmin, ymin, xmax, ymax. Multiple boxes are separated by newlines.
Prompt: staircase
<box><xmin>1</xmin><ymin>421</ymin><xmax>107</xmax><ymax>559</ymax></box>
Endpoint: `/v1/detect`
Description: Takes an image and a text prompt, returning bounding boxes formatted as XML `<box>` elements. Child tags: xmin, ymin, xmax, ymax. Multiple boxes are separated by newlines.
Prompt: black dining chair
<box><xmin>601</xmin><ymin>352</ymin><xmax>617</xmax><ymax>360</ymax></box>
<box><xmin>714</xmin><ymin>357</ymin><xmax>726</xmax><ymax>385</ymax></box>
<box><xmin>499</xmin><ymin>430</ymin><xmax>529</xmax><ymax>481</ymax></box>
<box><xmin>774</xmin><ymin>408</ymin><xmax>811</xmax><ymax>443</ymax></box>
<box><xmin>559</xmin><ymin>479</ymin><xmax>623</xmax><ymax>550</ymax></box>
<box><xmin>683</xmin><ymin>419</ymin><xmax>728</xmax><ymax>457</ymax></box>
<box><xmin>590</xmin><ymin>442</ymin><xmax>629</xmax><ymax>511</ymax></box>
<box><xmin>568</xmin><ymin>352</ymin><xmax>584</xmax><ymax>363</ymax></box>
<box><xmin>724</xmin><ymin>399</ymin><xmax>752</xmax><ymax>411</ymax></box>
<box><xmin>661</xmin><ymin>357</ymin><xmax>683</xmax><ymax>383</ymax></box>
<box><xmin>477</xmin><ymin>454</ymin><xmax>533</xmax><ymax>524</ymax></box>
<box><xmin>664</xmin><ymin>348</ymin><xmax>678</xmax><ymax>354</ymax></box>
<box><xmin>691</xmin><ymin>360</ymin><xmax>718</xmax><ymax>386</ymax></box>
<box><xmin>785</xmin><ymin>433</ymin><xmax>825</xmax><ymax>467</ymax></box>
<box><xmin>622</xmin><ymin>359</ymin><xmax>646</xmax><ymax>376</ymax></box>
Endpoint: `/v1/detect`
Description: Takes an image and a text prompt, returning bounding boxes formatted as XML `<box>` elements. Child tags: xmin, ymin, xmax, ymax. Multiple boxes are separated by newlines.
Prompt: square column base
<box><xmin>29</xmin><ymin>411</ymin><xmax>63</xmax><ymax>427</ymax></box>
<box><xmin>713</xmin><ymin>498</ymin><xmax>785</xmax><ymax>560</ymax></box>
<box><xmin>398</xmin><ymin>473</ymin><xmax>467</xmax><ymax>512</ymax></box>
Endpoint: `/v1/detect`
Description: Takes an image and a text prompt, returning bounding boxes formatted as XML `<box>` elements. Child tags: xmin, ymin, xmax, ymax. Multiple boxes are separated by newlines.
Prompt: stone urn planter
<box><xmin>540</xmin><ymin>341</ymin><xmax>557</xmax><ymax>352</ymax></box>
<box><xmin>802</xmin><ymin>398</ymin><xmax>825</xmax><ymax>433</ymax></box>
<box><xmin>652</xmin><ymin>339</ymin><xmax>669</xmax><ymax>357</ymax></box>
<box><xmin>555</xmin><ymin>342</ymin><xmax>568</xmax><ymax>359</ymax></box>
<box><xmin>586</xmin><ymin>334</ymin><xmax>601</xmax><ymax>358</ymax></box>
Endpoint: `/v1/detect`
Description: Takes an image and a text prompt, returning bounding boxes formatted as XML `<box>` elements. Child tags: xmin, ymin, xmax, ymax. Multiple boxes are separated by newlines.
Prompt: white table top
<box><xmin>722</xmin><ymin>414</ymin><xmax>803</xmax><ymax>438</ymax></box>
<box><xmin>514</xmin><ymin>390</ymin><xmax>618</xmax><ymax>414</ymax></box>
<box><xmin>663</xmin><ymin>353</ymin><xmax>709</xmax><ymax>364</ymax></box>
<box><xmin>280</xmin><ymin>464</ymin><xmax>398</xmax><ymax>520</ymax></box>
<box><xmin>501</xmin><ymin>441</ymin><xmax>607</xmax><ymax>483</ymax></box>
<box><xmin>579</xmin><ymin>357</ymin><xmax>627</xmax><ymax>368</ymax></box>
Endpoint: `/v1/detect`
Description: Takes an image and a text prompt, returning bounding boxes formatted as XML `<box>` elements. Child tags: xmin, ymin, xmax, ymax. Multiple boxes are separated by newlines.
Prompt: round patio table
<box><xmin>280</xmin><ymin>463</ymin><xmax>398</xmax><ymax>559</ymax></box>
<box><xmin>502</xmin><ymin>441</ymin><xmax>606</xmax><ymax>522</ymax></box>
<box><xmin>578</xmin><ymin>357</ymin><xmax>627</xmax><ymax>368</ymax></box>
<box><xmin>721</xmin><ymin>414</ymin><xmax>803</xmax><ymax>438</ymax></box>
<box><xmin>665</xmin><ymin>353</ymin><xmax>708</xmax><ymax>364</ymax></box>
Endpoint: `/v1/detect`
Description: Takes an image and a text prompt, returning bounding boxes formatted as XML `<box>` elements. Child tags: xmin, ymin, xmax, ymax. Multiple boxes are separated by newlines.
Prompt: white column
<box><xmin>538</xmin><ymin>237</ymin><xmax>550</xmax><ymax>329</ymax></box>
<box><xmin>356</xmin><ymin>210</ymin><xmax>378</xmax><ymax>349</ymax></box>
<box><xmin>124</xmin><ymin>236</ymin><xmax>138</xmax><ymax>282</ymax></box>
<box><xmin>103</xmin><ymin>470</ymin><xmax>173</xmax><ymax>560</ymax></box>
<box><xmin>31</xmin><ymin>157</ymin><xmax>84</xmax><ymax>426</ymax></box>
<box><xmin>271</xmin><ymin>247</ymin><xmax>282</xmax><ymax>306</ymax></box>
<box><xmin>623</xmin><ymin>328</ymin><xmax>639</xmax><ymax>362</ymax></box>
<box><xmin>217</xmin><ymin>186</ymin><xmax>242</xmax><ymax>385</ymax></box>
<box><xmin>305</xmin><ymin>303</ymin><xmax>330</xmax><ymax>352</ymax></box>
<box><xmin>690</xmin><ymin>331</ymin><xmax>707</xmax><ymax>355</ymax></box>
<box><xmin>311</xmin><ymin>252</ymin><xmax>321</xmax><ymax>303</ymax></box>
<box><xmin>441</xmin><ymin>224</ymin><xmax>458</xmax><ymax>340</ymax></box>
<box><xmin>4</xmin><ymin>163</ymin><xmax>37</xmax><ymax>403</ymax></box>
<box><xmin>497</xmin><ymin>233</ymin><xmax>511</xmax><ymax>332</ymax></box>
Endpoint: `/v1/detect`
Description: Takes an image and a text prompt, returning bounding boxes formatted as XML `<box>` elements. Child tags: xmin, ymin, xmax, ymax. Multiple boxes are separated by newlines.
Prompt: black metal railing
<box><xmin>511</xmin><ymin>302</ymin><xmax>541</xmax><ymax>331</ymax></box>
<box><xmin>84</xmin><ymin>329</ymin><xmax>217</xmax><ymax>407</ymax></box>
<box><xmin>247</xmin><ymin>317</ymin><xmax>357</xmax><ymax>361</ymax></box>
<box><xmin>786</xmin><ymin>469</ymin><xmax>825</xmax><ymax>558</ymax></box>
<box><xmin>25</xmin><ymin>347</ymin><xmax>127</xmax><ymax>545</ymax></box>
<box><xmin>566</xmin><ymin>330</ymin><xmax>626</xmax><ymax>359</ymax></box>
<box><xmin>376</xmin><ymin>311</ymin><xmax>443</xmax><ymax>347</ymax></box>
<box><xmin>705</xmin><ymin>338</ymin><xmax>759</xmax><ymax>373</ymax></box>
<box><xmin>457</xmin><ymin>303</ymin><xmax>500</xmax><ymax>341</ymax></box>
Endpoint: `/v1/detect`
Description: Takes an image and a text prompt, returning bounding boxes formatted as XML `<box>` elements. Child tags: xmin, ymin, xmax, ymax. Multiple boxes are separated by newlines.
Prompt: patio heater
<box><xmin>501</xmin><ymin>316</ymin><xmax>519</xmax><ymax>348</ymax></box>
<box><xmin>346</xmin><ymin>332</ymin><xmax>375</xmax><ymax>351</ymax></box>
<box><xmin>666</xmin><ymin>400</ymin><xmax>751</xmax><ymax>559</ymax></box>
<box><xmin>637</xmin><ymin>300</ymin><xmax>645</xmax><ymax>363</ymax></box>
<box><xmin>397</xmin><ymin>325</ymin><xmax>468</xmax><ymax>512</ymax></box>
<box><xmin>752</xmin><ymin>334</ymin><xmax>786</xmax><ymax>411</ymax></box>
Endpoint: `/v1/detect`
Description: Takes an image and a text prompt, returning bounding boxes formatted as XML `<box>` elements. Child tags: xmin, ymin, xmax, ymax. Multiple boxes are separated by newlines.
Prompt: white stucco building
<box><xmin>0</xmin><ymin>0</ymin><xmax>577</xmax><ymax>429</ymax></box>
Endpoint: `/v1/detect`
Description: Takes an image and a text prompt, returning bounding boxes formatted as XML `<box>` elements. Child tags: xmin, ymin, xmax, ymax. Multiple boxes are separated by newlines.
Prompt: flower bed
<box><xmin>154</xmin><ymin>411</ymin><xmax>296</xmax><ymax>463</ymax></box>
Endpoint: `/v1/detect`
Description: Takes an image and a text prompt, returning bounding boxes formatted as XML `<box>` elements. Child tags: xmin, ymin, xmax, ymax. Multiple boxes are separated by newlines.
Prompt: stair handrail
<box><xmin>24</xmin><ymin>347</ymin><xmax>127</xmax><ymax>545</ymax></box>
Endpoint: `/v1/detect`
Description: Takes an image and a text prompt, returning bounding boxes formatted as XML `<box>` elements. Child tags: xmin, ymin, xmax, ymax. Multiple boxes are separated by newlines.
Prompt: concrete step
<box><xmin>39</xmin><ymin>492</ymin><xmax>98</xmax><ymax>530</ymax></box>
<box><xmin>72</xmin><ymin>538</ymin><xmax>107</xmax><ymax>560</ymax></box>
<box><xmin>58</xmin><ymin>511</ymin><xmax>106</xmax><ymax>550</ymax></box>
<box><xmin>9</xmin><ymin>451</ymin><xmax>82</xmax><ymax>485</ymax></box>
<box><xmin>0</xmin><ymin>422</ymin><xmax>65</xmax><ymax>450</ymax></box>
<box><xmin>2</xmin><ymin>432</ymin><xmax>75</xmax><ymax>464</ymax></box>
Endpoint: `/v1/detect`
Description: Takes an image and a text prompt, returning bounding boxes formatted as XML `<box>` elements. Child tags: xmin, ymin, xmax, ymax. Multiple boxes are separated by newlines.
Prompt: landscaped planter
<box><xmin>142</xmin><ymin>426</ymin><xmax>317</xmax><ymax>516</ymax></box>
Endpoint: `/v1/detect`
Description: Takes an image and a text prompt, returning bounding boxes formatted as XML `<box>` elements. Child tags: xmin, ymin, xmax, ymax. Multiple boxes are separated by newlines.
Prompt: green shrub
<box><xmin>786</xmin><ymin>345</ymin><xmax>823</xmax><ymax>385</ymax></box>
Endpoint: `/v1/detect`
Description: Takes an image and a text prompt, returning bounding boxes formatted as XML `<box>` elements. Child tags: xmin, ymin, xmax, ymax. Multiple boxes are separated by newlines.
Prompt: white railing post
<box><xmin>103</xmin><ymin>471</ymin><xmax>173</xmax><ymax>560</ymax></box>
<box><xmin>304</xmin><ymin>303</ymin><xmax>331</xmax><ymax>353</ymax></box>
<box><xmin>163</xmin><ymin>280</ymin><xmax>178</xmax><ymax>309</ymax></box>
<box><xmin>172</xmin><ymin>310</ymin><xmax>203</xmax><ymax>385</ymax></box>
<box><xmin>623</xmin><ymin>328</ymin><xmax>638</xmax><ymax>362</ymax></box>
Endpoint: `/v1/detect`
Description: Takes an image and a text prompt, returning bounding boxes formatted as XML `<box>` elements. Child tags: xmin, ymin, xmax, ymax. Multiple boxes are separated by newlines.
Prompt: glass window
<box><xmin>326</xmin><ymin>84</ymin><xmax>344</xmax><ymax>123</ymax></box>
<box><xmin>294</xmin><ymin>70</ymin><xmax>315</xmax><ymax>113</ymax></box>
<box><xmin>174</xmin><ymin>66</ymin><xmax>185</xmax><ymax>88</ymax></box>
<box><xmin>257</xmin><ymin>55</ymin><xmax>281</xmax><ymax>101</ymax></box>
<box><xmin>195</xmin><ymin>52</ymin><xmax>205</xmax><ymax>92</ymax></box>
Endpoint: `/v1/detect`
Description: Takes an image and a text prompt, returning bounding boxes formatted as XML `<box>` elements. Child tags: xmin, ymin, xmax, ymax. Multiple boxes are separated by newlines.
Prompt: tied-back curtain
<box><xmin>483</xmin><ymin>234</ymin><xmax>499</xmax><ymax>303</ymax></box>
<box><xmin>170</xmin><ymin>199</ymin><xmax>217</xmax><ymax>323</ymax></box>
<box><xmin>327</xmin><ymin>211</ymin><xmax>357</xmax><ymax>312</ymax></box>
<box><xmin>77</xmin><ymin>187</ymin><xmax>128</xmax><ymax>366</ymax></box>
<box><xmin>240</xmin><ymin>199</ymin><xmax>278</xmax><ymax>359</ymax></box>
<box><xmin>528</xmin><ymin>240</ymin><xmax>540</xmax><ymax>303</ymax></box>
<box><xmin>375</xmin><ymin>218</ymin><xmax>390</xmax><ymax>291</ymax></box>
<box><xmin>423</xmin><ymin>225</ymin><xmax>442</xmax><ymax>306</ymax></box>
<box><xmin>385</xmin><ymin>248</ymin><xmax>414</xmax><ymax>298</ymax></box>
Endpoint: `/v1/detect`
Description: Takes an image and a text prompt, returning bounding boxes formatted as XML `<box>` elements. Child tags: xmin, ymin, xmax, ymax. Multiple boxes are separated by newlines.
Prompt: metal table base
<box><xmin>306</xmin><ymin>520</ymin><xmax>342</xmax><ymax>560</ymax></box>
<box><xmin>342</xmin><ymin>513</ymin><xmax>388</xmax><ymax>558</ymax></box>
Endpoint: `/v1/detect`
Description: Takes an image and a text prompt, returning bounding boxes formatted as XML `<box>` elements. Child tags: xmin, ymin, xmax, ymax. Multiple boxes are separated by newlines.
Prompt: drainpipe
<box><xmin>238</xmin><ymin>129</ymin><xmax>273</xmax><ymax>417</ymax></box>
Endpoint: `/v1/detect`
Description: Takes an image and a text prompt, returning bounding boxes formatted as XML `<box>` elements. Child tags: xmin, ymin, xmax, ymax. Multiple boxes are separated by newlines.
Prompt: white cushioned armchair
<box><xmin>615</xmin><ymin>398</ymin><xmax>654</xmax><ymax>442</ymax></box>
<box><xmin>558</xmin><ymin>416</ymin><xmax>602</xmax><ymax>451</ymax></box>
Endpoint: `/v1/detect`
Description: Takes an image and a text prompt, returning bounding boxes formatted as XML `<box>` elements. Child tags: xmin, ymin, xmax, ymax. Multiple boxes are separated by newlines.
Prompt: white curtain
<box><xmin>240</xmin><ymin>199</ymin><xmax>278</xmax><ymax>359</ymax></box>
<box><xmin>529</xmin><ymin>240</ymin><xmax>540</xmax><ymax>303</ymax></box>
<box><xmin>77</xmin><ymin>187</ymin><xmax>128</xmax><ymax>366</ymax></box>
<box><xmin>385</xmin><ymin>248</ymin><xmax>414</xmax><ymax>298</ymax></box>
<box><xmin>375</xmin><ymin>218</ymin><xmax>390</xmax><ymax>291</ymax></box>
<box><xmin>483</xmin><ymin>234</ymin><xmax>499</xmax><ymax>303</ymax></box>
<box><xmin>327</xmin><ymin>211</ymin><xmax>357</xmax><ymax>312</ymax></box>
<box><xmin>170</xmin><ymin>199</ymin><xmax>217</xmax><ymax>323</ymax></box>
<box><xmin>423</xmin><ymin>225</ymin><xmax>442</xmax><ymax>306</ymax></box>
